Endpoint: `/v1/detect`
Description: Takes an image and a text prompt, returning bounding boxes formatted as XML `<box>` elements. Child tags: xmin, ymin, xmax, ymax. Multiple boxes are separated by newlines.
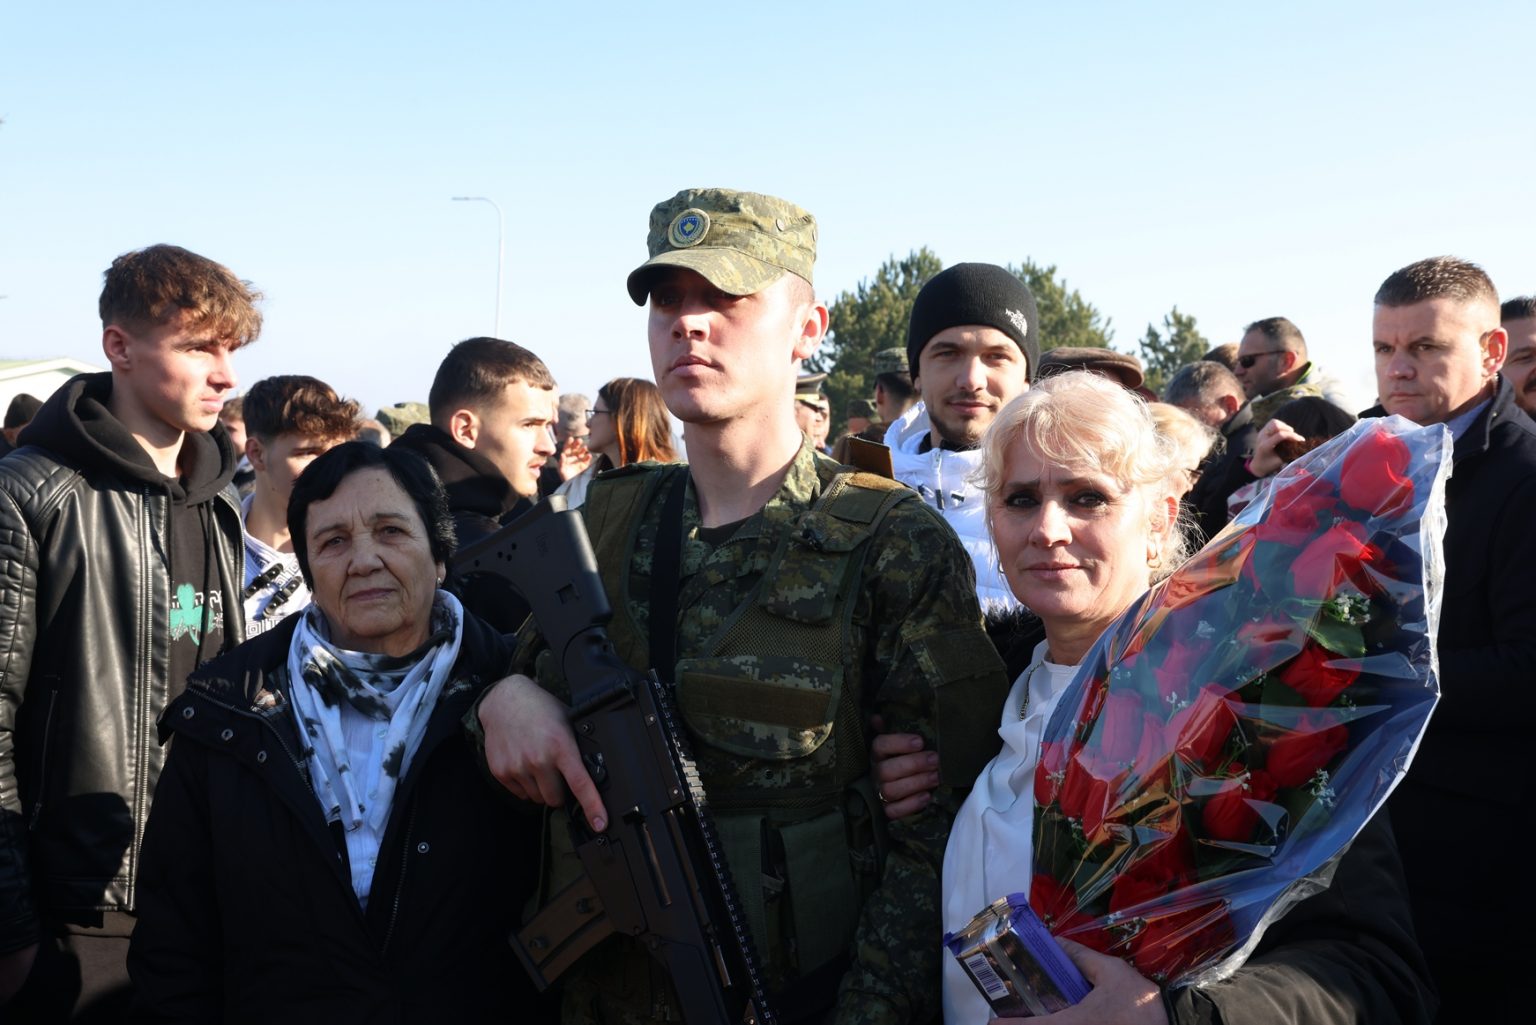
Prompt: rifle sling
<box><xmin>648</xmin><ymin>468</ymin><xmax>689</xmax><ymax>682</ymax></box>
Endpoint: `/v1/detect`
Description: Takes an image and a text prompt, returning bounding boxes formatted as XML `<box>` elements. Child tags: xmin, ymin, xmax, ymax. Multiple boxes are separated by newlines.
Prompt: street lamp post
<box><xmin>451</xmin><ymin>196</ymin><xmax>505</xmax><ymax>338</ymax></box>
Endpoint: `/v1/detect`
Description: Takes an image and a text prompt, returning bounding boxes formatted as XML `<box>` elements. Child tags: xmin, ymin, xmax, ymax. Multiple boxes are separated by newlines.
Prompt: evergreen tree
<box><xmin>1138</xmin><ymin>306</ymin><xmax>1208</xmax><ymax>395</ymax></box>
<box><xmin>1008</xmin><ymin>259</ymin><xmax>1115</xmax><ymax>351</ymax></box>
<box><xmin>811</xmin><ymin>247</ymin><xmax>943</xmax><ymax>436</ymax></box>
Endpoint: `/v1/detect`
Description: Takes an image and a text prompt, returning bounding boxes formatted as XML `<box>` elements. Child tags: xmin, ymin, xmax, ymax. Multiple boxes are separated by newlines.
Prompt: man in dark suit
<box><xmin>1369</xmin><ymin>256</ymin><xmax>1536</xmax><ymax>1021</ymax></box>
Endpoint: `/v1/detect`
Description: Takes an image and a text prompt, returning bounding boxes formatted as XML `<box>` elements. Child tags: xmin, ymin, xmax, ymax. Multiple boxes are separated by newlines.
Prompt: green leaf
<box><xmin>1306</xmin><ymin>615</ymin><xmax>1366</xmax><ymax>657</ymax></box>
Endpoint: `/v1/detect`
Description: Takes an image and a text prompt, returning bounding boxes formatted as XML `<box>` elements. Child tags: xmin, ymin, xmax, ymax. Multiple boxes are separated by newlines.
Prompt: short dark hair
<box><xmin>1164</xmin><ymin>361</ymin><xmax>1242</xmax><ymax>407</ymax></box>
<box><xmin>875</xmin><ymin>371</ymin><xmax>915</xmax><ymax>403</ymax></box>
<box><xmin>4</xmin><ymin>394</ymin><xmax>42</xmax><ymax>430</ymax></box>
<box><xmin>427</xmin><ymin>337</ymin><xmax>556</xmax><ymax>423</ymax></box>
<box><xmin>1243</xmin><ymin>317</ymin><xmax>1306</xmax><ymax>350</ymax></box>
<box><xmin>99</xmin><ymin>244</ymin><xmax>263</xmax><ymax>346</ymax></box>
<box><xmin>1375</xmin><ymin>256</ymin><xmax>1499</xmax><ymax>309</ymax></box>
<box><xmin>1269</xmin><ymin>396</ymin><xmax>1356</xmax><ymax>464</ymax></box>
<box><xmin>243</xmin><ymin>375</ymin><xmax>362</xmax><ymax>442</ymax></box>
<box><xmin>287</xmin><ymin>441</ymin><xmax>456</xmax><ymax>589</ymax></box>
<box><xmin>1501</xmin><ymin>296</ymin><xmax>1536</xmax><ymax>322</ymax></box>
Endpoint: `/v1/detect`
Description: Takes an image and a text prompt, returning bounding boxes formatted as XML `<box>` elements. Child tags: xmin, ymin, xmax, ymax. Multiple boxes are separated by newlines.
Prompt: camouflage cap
<box><xmin>873</xmin><ymin>348</ymin><xmax>910</xmax><ymax>376</ymax></box>
<box><xmin>626</xmin><ymin>188</ymin><xmax>817</xmax><ymax>306</ymax></box>
<box><xmin>375</xmin><ymin>401</ymin><xmax>430</xmax><ymax>437</ymax></box>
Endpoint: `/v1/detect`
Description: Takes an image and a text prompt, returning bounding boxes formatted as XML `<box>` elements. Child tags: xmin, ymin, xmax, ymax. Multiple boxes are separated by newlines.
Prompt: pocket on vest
<box><xmin>676</xmin><ymin>655</ymin><xmax>843</xmax><ymax>761</ymax></box>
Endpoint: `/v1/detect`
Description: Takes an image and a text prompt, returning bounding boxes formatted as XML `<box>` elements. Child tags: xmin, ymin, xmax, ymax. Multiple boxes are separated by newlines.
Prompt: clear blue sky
<box><xmin>3</xmin><ymin>1</ymin><xmax>1532</xmax><ymax>416</ymax></box>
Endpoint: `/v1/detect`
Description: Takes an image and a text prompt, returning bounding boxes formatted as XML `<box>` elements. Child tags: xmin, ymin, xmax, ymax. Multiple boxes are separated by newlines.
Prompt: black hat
<box><xmin>4</xmin><ymin>393</ymin><xmax>42</xmax><ymax>430</ymax></box>
<box><xmin>906</xmin><ymin>263</ymin><xmax>1040</xmax><ymax>382</ymax></box>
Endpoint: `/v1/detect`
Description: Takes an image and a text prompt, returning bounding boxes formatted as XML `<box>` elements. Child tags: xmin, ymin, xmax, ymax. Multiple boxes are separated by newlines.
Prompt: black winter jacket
<box><xmin>1371</xmin><ymin>378</ymin><xmax>1536</xmax><ymax>1015</ymax></box>
<box><xmin>390</xmin><ymin>423</ymin><xmax>532</xmax><ymax>633</ymax></box>
<box><xmin>127</xmin><ymin>611</ymin><xmax>550</xmax><ymax>1024</ymax></box>
<box><xmin>0</xmin><ymin>373</ymin><xmax>244</xmax><ymax>954</ymax></box>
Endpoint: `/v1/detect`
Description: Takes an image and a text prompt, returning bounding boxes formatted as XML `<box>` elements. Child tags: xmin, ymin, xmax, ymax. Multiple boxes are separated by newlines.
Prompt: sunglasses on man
<box><xmin>1238</xmin><ymin>349</ymin><xmax>1287</xmax><ymax>369</ymax></box>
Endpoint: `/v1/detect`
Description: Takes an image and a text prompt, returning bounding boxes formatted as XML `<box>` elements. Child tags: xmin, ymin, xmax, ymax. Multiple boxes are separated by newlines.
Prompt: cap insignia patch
<box><xmin>1005</xmin><ymin>307</ymin><xmax>1030</xmax><ymax>338</ymax></box>
<box><xmin>668</xmin><ymin>209</ymin><xmax>710</xmax><ymax>249</ymax></box>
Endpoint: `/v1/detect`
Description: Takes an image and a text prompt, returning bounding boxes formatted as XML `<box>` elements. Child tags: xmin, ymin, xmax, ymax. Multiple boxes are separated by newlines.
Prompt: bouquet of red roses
<box><xmin>1028</xmin><ymin>415</ymin><xmax>1450</xmax><ymax>987</ymax></box>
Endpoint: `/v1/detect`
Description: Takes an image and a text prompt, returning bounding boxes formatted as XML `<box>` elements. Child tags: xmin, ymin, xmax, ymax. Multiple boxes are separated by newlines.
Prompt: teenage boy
<box><xmin>0</xmin><ymin>244</ymin><xmax>261</xmax><ymax>1017</ymax></box>
<box><xmin>238</xmin><ymin>375</ymin><xmax>362</xmax><ymax>635</ymax></box>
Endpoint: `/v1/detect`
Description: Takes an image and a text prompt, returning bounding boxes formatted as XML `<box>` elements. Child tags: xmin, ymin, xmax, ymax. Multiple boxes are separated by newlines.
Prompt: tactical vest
<box><xmin>567</xmin><ymin>459</ymin><xmax>912</xmax><ymax>1014</ymax></box>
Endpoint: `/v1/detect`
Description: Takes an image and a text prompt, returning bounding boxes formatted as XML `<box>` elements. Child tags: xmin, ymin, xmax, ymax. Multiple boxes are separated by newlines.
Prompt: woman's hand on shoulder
<box><xmin>869</xmin><ymin>713</ymin><xmax>940</xmax><ymax>820</ymax></box>
<box><xmin>994</xmin><ymin>940</ymin><xmax>1168</xmax><ymax>1025</ymax></box>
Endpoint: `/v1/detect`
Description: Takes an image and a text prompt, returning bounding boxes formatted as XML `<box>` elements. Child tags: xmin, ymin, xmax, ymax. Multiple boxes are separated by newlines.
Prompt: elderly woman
<box><xmin>127</xmin><ymin>442</ymin><xmax>549</xmax><ymax>1023</ymax></box>
<box><xmin>877</xmin><ymin>373</ymin><xmax>1433</xmax><ymax>1025</ymax></box>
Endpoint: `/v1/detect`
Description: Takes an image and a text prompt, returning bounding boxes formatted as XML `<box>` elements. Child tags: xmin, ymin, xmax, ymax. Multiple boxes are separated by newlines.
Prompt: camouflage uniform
<box><xmin>516</xmin><ymin>437</ymin><xmax>1006</xmax><ymax>1025</ymax></box>
<box><xmin>1247</xmin><ymin>363</ymin><xmax>1328</xmax><ymax>427</ymax></box>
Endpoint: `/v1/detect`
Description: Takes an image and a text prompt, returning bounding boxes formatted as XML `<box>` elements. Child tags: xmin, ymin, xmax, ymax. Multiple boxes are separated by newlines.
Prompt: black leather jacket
<box><xmin>0</xmin><ymin>373</ymin><xmax>244</xmax><ymax>954</ymax></box>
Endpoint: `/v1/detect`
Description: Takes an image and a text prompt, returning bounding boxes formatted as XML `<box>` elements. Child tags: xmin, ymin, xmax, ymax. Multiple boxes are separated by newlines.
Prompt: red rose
<box><xmin>1233</xmin><ymin>616</ymin><xmax>1306</xmax><ymax>674</ymax></box>
<box><xmin>1129</xmin><ymin>899</ymin><xmax>1236</xmax><ymax>982</ymax></box>
<box><xmin>1058</xmin><ymin>753</ymin><xmax>1115</xmax><ymax>837</ymax></box>
<box><xmin>1096</xmin><ymin>691</ymin><xmax>1146</xmax><ymax>765</ymax></box>
<box><xmin>1275</xmin><ymin>643</ymin><xmax>1359</xmax><ymax>707</ymax></box>
<box><xmin>1290</xmin><ymin>522</ymin><xmax>1383</xmax><ymax>597</ymax></box>
<box><xmin>1264</xmin><ymin>713</ymin><xmax>1349</xmax><ymax>787</ymax></box>
<box><xmin>1340</xmin><ymin>429</ymin><xmax>1414</xmax><ymax>519</ymax></box>
<box><xmin>1260</xmin><ymin>471</ymin><xmax>1337</xmax><ymax>543</ymax></box>
<box><xmin>1169</xmin><ymin>684</ymin><xmax>1238</xmax><ymax>774</ymax></box>
<box><xmin>1109</xmin><ymin>868</ymin><xmax>1166</xmax><ymax>916</ymax></box>
<box><xmin>1110</xmin><ymin>829</ymin><xmax>1196</xmax><ymax>917</ymax></box>
<box><xmin>1152</xmin><ymin>641</ymin><xmax>1205</xmax><ymax>706</ymax></box>
<box><xmin>1201</xmin><ymin>770</ymin><xmax>1278</xmax><ymax>842</ymax></box>
<box><xmin>1030</xmin><ymin>873</ymin><xmax>1090</xmax><ymax>933</ymax></box>
<box><xmin>1132</xmin><ymin>711</ymin><xmax>1174</xmax><ymax>785</ymax></box>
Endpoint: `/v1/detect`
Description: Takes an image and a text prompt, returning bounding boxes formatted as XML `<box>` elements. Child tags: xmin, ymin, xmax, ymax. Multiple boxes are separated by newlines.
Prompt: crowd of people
<box><xmin>0</xmin><ymin>186</ymin><xmax>1528</xmax><ymax>1024</ymax></box>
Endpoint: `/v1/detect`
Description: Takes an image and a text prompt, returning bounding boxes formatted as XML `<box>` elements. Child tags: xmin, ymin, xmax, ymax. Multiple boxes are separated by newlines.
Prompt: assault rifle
<box><xmin>454</xmin><ymin>496</ymin><xmax>773</xmax><ymax>1025</ymax></box>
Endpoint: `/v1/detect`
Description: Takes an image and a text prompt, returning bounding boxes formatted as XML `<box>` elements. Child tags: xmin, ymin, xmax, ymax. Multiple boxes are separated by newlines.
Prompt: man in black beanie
<box><xmin>884</xmin><ymin>262</ymin><xmax>1038</xmax><ymax>612</ymax></box>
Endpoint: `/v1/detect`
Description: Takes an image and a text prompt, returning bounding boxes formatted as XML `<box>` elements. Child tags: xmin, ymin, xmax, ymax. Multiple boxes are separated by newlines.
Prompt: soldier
<box><xmin>475</xmin><ymin>188</ymin><xmax>1005</xmax><ymax>1025</ymax></box>
<box><xmin>1233</xmin><ymin>317</ymin><xmax>1352</xmax><ymax>425</ymax></box>
<box><xmin>793</xmin><ymin>370</ymin><xmax>832</xmax><ymax>452</ymax></box>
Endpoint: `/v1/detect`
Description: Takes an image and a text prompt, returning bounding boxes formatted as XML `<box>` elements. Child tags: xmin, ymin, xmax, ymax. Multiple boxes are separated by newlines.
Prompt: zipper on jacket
<box><xmin>26</xmin><ymin>683</ymin><xmax>61</xmax><ymax>831</ymax></box>
<box><xmin>129</xmin><ymin>487</ymin><xmax>157</xmax><ymax>898</ymax></box>
<box><xmin>380</xmin><ymin>797</ymin><xmax>422</xmax><ymax>955</ymax></box>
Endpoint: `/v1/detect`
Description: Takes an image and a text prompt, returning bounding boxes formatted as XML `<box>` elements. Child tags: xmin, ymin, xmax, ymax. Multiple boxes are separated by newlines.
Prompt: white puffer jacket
<box><xmin>884</xmin><ymin>403</ymin><xmax>1018</xmax><ymax>613</ymax></box>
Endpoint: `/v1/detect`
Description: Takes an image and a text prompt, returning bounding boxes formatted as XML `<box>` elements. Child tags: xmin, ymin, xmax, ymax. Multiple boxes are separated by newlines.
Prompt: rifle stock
<box><xmin>454</xmin><ymin>498</ymin><xmax>773</xmax><ymax>1025</ymax></box>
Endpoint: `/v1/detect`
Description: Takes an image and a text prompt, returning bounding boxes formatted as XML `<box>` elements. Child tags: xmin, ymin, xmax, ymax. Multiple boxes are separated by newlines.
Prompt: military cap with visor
<box><xmin>626</xmin><ymin>188</ymin><xmax>818</xmax><ymax>306</ymax></box>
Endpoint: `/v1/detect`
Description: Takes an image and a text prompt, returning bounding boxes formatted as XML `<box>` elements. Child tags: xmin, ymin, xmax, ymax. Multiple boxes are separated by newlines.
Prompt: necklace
<box><xmin>1018</xmin><ymin>649</ymin><xmax>1067</xmax><ymax>721</ymax></box>
<box><xmin>1018</xmin><ymin>661</ymin><xmax>1042</xmax><ymax>721</ymax></box>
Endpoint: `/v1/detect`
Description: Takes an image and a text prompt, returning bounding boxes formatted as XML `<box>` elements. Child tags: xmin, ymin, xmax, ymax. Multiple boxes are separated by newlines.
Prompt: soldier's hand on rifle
<box><xmin>479</xmin><ymin>673</ymin><xmax>609</xmax><ymax>832</ymax></box>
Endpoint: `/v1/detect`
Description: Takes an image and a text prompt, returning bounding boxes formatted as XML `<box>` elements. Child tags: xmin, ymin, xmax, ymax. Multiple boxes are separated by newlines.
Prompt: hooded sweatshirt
<box><xmin>20</xmin><ymin>373</ymin><xmax>243</xmax><ymax>697</ymax></box>
<box><xmin>883</xmin><ymin>402</ymin><xmax>1018</xmax><ymax>613</ymax></box>
<box><xmin>390</xmin><ymin>422</ymin><xmax>531</xmax><ymax>632</ymax></box>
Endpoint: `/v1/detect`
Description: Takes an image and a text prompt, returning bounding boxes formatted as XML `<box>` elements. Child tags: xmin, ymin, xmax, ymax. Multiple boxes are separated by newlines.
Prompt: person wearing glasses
<box><xmin>1233</xmin><ymin>317</ymin><xmax>1351</xmax><ymax>426</ymax></box>
<box><xmin>555</xmin><ymin>376</ymin><xmax>677</xmax><ymax>508</ymax></box>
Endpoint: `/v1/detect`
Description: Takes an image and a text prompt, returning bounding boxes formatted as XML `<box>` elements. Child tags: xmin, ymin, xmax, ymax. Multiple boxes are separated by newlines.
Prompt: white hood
<box><xmin>883</xmin><ymin>403</ymin><xmax>1018</xmax><ymax>613</ymax></box>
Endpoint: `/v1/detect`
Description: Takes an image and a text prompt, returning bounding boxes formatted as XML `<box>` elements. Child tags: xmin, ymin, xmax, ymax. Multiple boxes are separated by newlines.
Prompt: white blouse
<box><xmin>941</xmin><ymin>640</ymin><xmax>1081</xmax><ymax>1024</ymax></box>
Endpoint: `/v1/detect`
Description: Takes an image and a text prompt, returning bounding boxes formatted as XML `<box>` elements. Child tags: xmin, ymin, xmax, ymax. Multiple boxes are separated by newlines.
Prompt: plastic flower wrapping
<box><xmin>1026</xmin><ymin>415</ymin><xmax>1450</xmax><ymax>989</ymax></box>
